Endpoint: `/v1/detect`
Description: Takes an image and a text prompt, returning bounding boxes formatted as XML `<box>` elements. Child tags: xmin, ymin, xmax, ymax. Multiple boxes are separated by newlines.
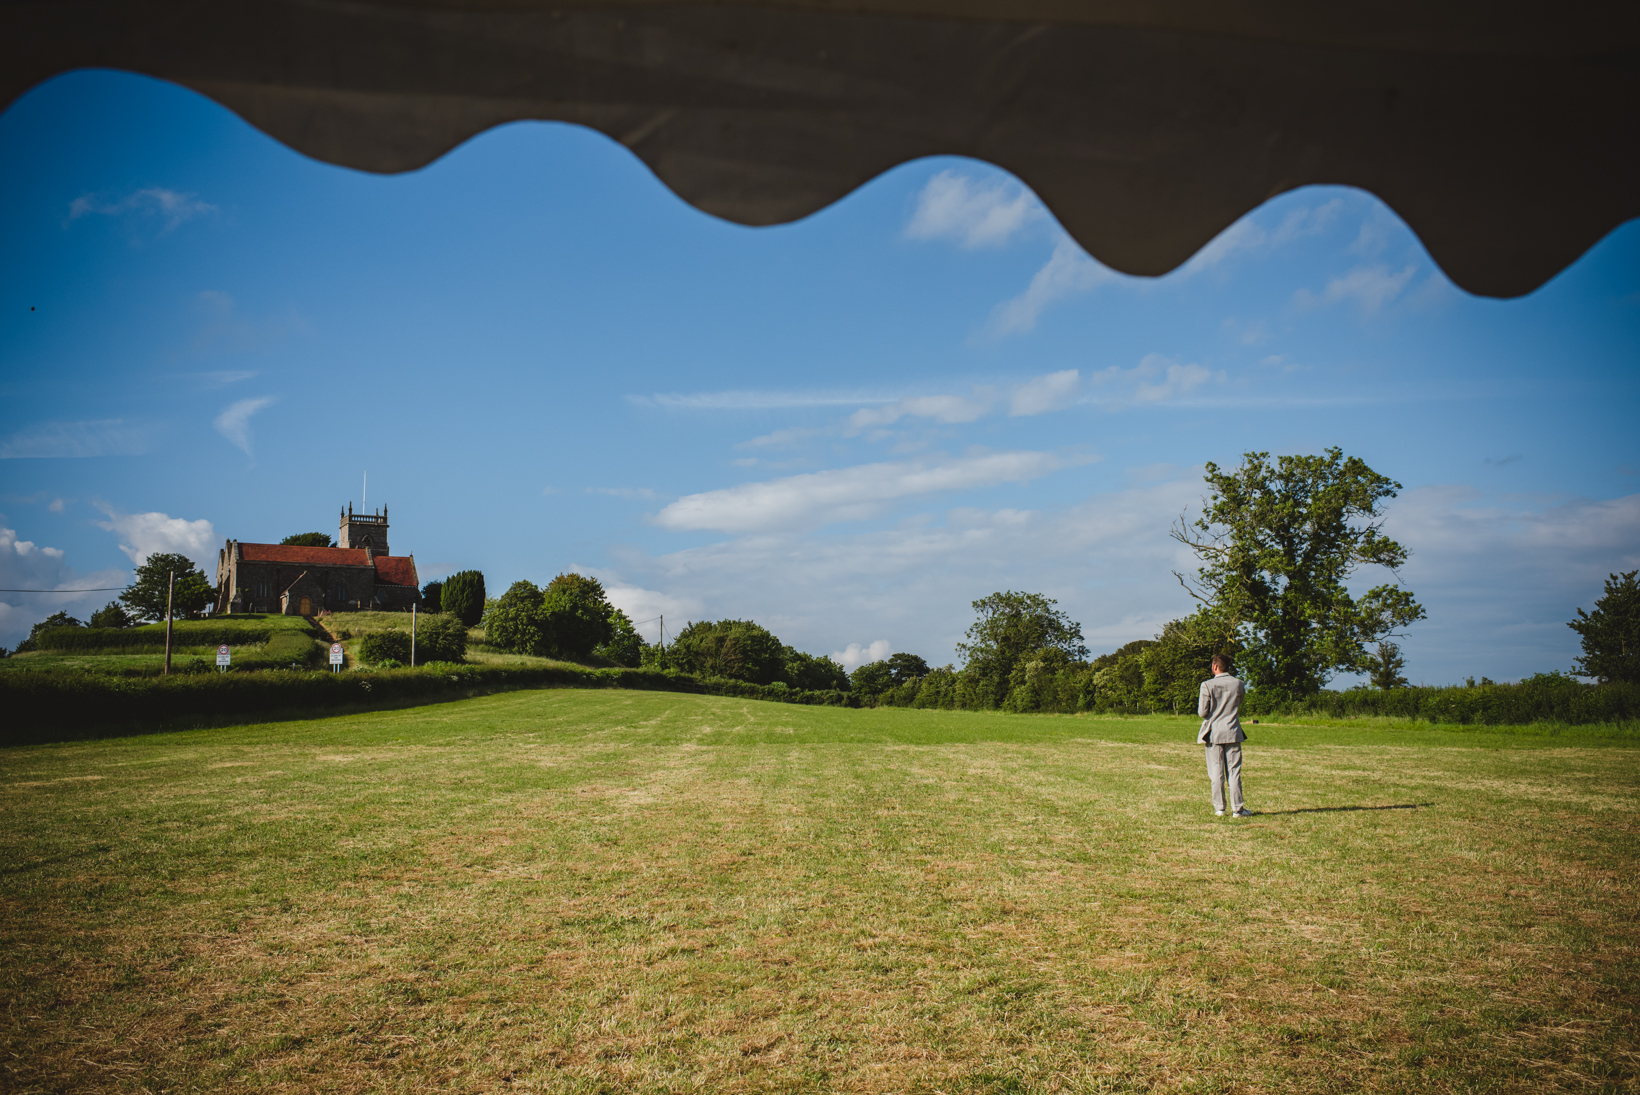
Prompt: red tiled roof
<box><xmin>236</xmin><ymin>543</ymin><xmax>418</xmax><ymax>588</ymax></box>
<box><xmin>240</xmin><ymin>543</ymin><xmax>370</xmax><ymax>566</ymax></box>
<box><xmin>373</xmin><ymin>555</ymin><xmax>418</xmax><ymax>588</ymax></box>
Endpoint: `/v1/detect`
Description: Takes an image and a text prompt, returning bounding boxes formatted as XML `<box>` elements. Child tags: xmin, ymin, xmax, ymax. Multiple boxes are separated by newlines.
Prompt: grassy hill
<box><xmin>2</xmin><ymin>692</ymin><xmax>1636</xmax><ymax>1093</ymax></box>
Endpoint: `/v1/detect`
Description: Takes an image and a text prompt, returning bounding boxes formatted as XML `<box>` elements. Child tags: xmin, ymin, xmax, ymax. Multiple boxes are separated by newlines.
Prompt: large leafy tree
<box><xmin>485</xmin><ymin>580</ymin><xmax>548</xmax><ymax>655</ymax></box>
<box><xmin>540</xmin><ymin>573</ymin><xmax>616</xmax><ymax>660</ymax></box>
<box><xmin>660</xmin><ymin>619</ymin><xmax>788</xmax><ymax>685</ymax></box>
<box><xmin>89</xmin><ymin>601</ymin><xmax>134</xmax><ymax>629</ymax></box>
<box><xmin>13</xmin><ymin>610</ymin><xmax>84</xmax><ymax>653</ymax></box>
<box><xmin>958</xmin><ymin>591</ymin><xmax>1087</xmax><ymax>708</ymax></box>
<box><xmin>1569</xmin><ymin>570</ymin><xmax>1640</xmax><ymax>684</ymax></box>
<box><xmin>120</xmin><ymin>552</ymin><xmax>212</xmax><ymax>622</ymax></box>
<box><xmin>1172</xmin><ymin>448</ymin><xmax>1424</xmax><ymax>699</ymax></box>
<box><xmin>441</xmin><ymin>570</ymin><xmax>487</xmax><ymax>627</ymax></box>
<box><xmin>280</xmin><ymin>532</ymin><xmax>333</xmax><ymax>547</ymax></box>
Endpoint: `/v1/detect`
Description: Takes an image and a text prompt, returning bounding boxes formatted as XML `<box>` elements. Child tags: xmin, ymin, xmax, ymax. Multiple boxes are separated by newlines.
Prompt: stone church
<box><xmin>214</xmin><ymin>505</ymin><xmax>421</xmax><ymax>615</ymax></box>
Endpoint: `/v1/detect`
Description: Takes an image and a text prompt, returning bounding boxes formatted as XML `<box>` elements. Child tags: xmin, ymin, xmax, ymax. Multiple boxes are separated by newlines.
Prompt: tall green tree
<box><xmin>957</xmin><ymin>591</ymin><xmax>1087</xmax><ymax>708</ymax></box>
<box><xmin>120</xmin><ymin>553</ymin><xmax>212</xmax><ymax>622</ymax></box>
<box><xmin>1569</xmin><ymin>570</ymin><xmax>1640</xmax><ymax>684</ymax></box>
<box><xmin>1172</xmin><ymin>448</ymin><xmax>1425</xmax><ymax>699</ymax></box>
<box><xmin>595</xmin><ymin>608</ymin><xmax>645</xmax><ymax>667</ymax></box>
<box><xmin>89</xmin><ymin>601</ymin><xmax>134</xmax><ymax>629</ymax></box>
<box><xmin>484</xmin><ymin>580</ymin><xmax>547</xmax><ymax>655</ymax></box>
<box><xmin>540</xmin><ymin>573</ymin><xmax>616</xmax><ymax>660</ymax></box>
<box><xmin>420</xmin><ymin>581</ymin><xmax>443</xmax><ymax>613</ymax></box>
<box><xmin>886</xmin><ymin>652</ymin><xmax>930</xmax><ymax>683</ymax></box>
<box><xmin>280</xmin><ymin>532</ymin><xmax>333</xmax><ymax>547</ymax></box>
<box><xmin>1368</xmin><ymin>641</ymin><xmax>1410</xmax><ymax>689</ymax></box>
<box><xmin>660</xmin><ymin>619</ymin><xmax>788</xmax><ymax>685</ymax></box>
<box><xmin>441</xmin><ymin>570</ymin><xmax>487</xmax><ymax>627</ymax></box>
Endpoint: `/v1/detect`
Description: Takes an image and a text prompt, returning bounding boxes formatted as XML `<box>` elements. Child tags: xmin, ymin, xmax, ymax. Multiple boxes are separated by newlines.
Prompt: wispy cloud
<box><xmin>93</xmin><ymin>504</ymin><xmax>216</xmax><ymax>568</ymax></box>
<box><xmin>638</xmin><ymin>390</ymin><xmax>893</xmax><ymax>411</ymax></box>
<box><xmin>1087</xmin><ymin>354</ymin><xmax>1224</xmax><ymax>407</ymax></box>
<box><xmin>1010</xmin><ymin>369</ymin><xmax>1080</xmax><ymax>416</ymax></box>
<box><xmin>186</xmin><ymin>291</ymin><xmax>306</xmax><ymax>357</ymax></box>
<box><xmin>1183</xmin><ymin>199</ymin><xmax>1343</xmax><ymax>274</ymax></box>
<box><xmin>588</xmin><ymin>487</ymin><xmax>659</xmax><ymax>500</ymax></box>
<box><xmin>905</xmin><ymin>170</ymin><xmax>1041</xmax><ymax>249</ymax></box>
<box><xmin>0</xmin><ymin>419</ymin><xmax>155</xmax><ymax>459</ymax></box>
<box><xmin>67</xmin><ymin>187</ymin><xmax>217</xmax><ymax>232</ymax></box>
<box><xmin>1294</xmin><ymin>264</ymin><xmax>1418</xmax><ymax>315</ymax></box>
<box><xmin>191</xmin><ymin>370</ymin><xmax>258</xmax><ymax>388</ymax></box>
<box><xmin>655</xmin><ymin>450</ymin><xmax>1095</xmax><ymax>534</ymax></box>
<box><xmin>847</xmin><ymin>392</ymin><xmax>995</xmax><ymax>432</ymax></box>
<box><xmin>213</xmin><ymin>396</ymin><xmax>276</xmax><ymax>456</ymax></box>
<box><xmin>986</xmin><ymin>236</ymin><xmax>1118</xmax><ymax>338</ymax></box>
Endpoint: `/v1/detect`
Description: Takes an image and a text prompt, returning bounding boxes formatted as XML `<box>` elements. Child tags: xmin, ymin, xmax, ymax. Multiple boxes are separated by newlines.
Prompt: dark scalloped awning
<box><xmin>7</xmin><ymin>1</ymin><xmax>1636</xmax><ymax>297</ymax></box>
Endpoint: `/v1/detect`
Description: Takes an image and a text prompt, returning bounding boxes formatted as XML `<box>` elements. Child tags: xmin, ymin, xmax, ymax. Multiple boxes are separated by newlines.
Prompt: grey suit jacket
<box><xmin>1197</xmin><ymin>673</ymin><xmax>1247</xmax><ymax>744</ymax></box>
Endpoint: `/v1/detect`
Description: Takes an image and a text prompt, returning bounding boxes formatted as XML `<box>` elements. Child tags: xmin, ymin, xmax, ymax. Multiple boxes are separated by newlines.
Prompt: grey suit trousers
<box><xmin>1205</xmin><ymin>743</ymin><xmax>1245</xmax><ymax>814</ymax></box>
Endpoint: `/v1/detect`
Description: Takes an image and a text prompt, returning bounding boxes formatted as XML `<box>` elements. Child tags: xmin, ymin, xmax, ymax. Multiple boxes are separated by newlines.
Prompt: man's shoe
<box><xmin>1231</xmin><ymin>808</ymin><xmax>1253</xmax><ymax>818</ymax></box>
<box><xmin>1214</xmin><ymin>810</ymin><xmax>1225</xmax><ymax>817</ymax></box>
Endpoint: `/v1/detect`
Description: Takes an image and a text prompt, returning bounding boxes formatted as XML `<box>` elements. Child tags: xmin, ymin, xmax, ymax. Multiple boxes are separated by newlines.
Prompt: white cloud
<box><xmin>905</xmin><ymin>170</ymin><xmax>1041</xmax><ymax>249</ymax></box>
<box><xmin>847</xmin><ymin>392</ymin><xmax>994</xmax><ymax>432</ymax></box>
<box><xmin>1010</xmin><ymin>369</ymin><xmax>1080</xmax><ymax>416</ymax></box>
<box><xmin>1087</xmin><ymin>354</ymin><xmax>1224</xmax><ymax>407</ymax></box>
<box><xmin>832</xmin><ymin>639</ymin><xmax>892</xmax><ymax>670</ymax></box>
<box><xmin>597</xmin><ymin>579</ymin><xmax>703</xmax><ymax>643</ymax></box>
<box><xmin>986</xmin><ymin>236</ymin><xmax>1118</xmax><ymax>337</ymax></box>
<box><xmin>1183</xmin><ymin>199</ymin><xmax>1344</xmax><ymax>274</ymax></box>
<box><xmin>615</xmin><ymin>475</ymin><xmax>1207</xmax><ymax>667</ymax></box>
<box><xmin>1382</xmin><ymin>488</ymin><xmax>1640</xmax><ymax>683</ymax></box>
<box><xmin>0</xmin><ymin>524</ymin><xmax>132</xmax><ymax>646</ymax></box>
<box><xmin>213</xmin><ymin>396</ymin><xmax>276</xmax><ymax>456</ymax></box>
<box><xmin>67</xmin><ymin>187</ymin><xmax>218</xmax><ymax>231</ymax></box>
<box><xmin>0</xmin><ymin>419</ymin><xmax>155</xmax><ymax>459</ymax></box>
<box><xmin>655</xmin><ymin>450</ymin><xmax>1094</xmax><ymax>534</ymax></box>
<box><xmin>1295</xmin><ymin>264</ymin><xmax>1418</xmax><ymax>315</ymax></box>
<box><xmin>93</xmin><ymin>505</ymin><xmax>216</xmax><ymax>568</ymax></box>
<box><xmin>48</xmin><ymin>498</ymin><xmax>66</xmax><ymax>512</ymax></box>
<box><xmin>640</xmin><ymin>390</ymin><xmax>892</xmax><ymax>411</ymax></box>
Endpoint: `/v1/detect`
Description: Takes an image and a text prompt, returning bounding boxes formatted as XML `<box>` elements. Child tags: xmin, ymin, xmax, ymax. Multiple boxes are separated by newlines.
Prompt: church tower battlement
<box><xmin>339</xmin><ymin>502</ymin><xmax>389</xmax><ymax>556</ymax></box>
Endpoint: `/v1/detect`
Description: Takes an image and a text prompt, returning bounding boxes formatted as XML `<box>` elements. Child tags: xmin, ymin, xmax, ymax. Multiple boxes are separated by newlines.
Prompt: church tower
<box><xmin>339</xmin><ymin>502</ymin><xmax>390</xmax><ymax>556</ymax></box>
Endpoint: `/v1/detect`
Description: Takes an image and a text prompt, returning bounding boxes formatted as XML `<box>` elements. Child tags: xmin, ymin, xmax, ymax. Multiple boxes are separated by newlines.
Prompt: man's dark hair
<box><xmin>1211</xmin><ymin>653</ymin><xmax>1232</xmax><ymax>673</ymax></box>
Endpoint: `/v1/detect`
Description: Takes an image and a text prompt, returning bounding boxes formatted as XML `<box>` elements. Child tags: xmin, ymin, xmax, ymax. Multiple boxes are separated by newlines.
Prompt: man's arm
<box><xmin>1198</xmin><ymin>680</ymin><xmax>1212</xmax><ymax>718</ymax></box>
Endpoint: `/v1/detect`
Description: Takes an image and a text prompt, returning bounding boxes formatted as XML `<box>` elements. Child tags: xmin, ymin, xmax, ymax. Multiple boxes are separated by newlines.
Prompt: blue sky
<box><xmin>2</xmin><ymin>68</ymin><xmax>1637</xmax><ymax>683</ymax></box>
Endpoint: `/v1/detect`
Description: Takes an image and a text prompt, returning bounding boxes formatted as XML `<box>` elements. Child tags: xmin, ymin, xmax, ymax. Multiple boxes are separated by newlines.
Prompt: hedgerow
<box><xmin>0</xmin><ymin>664</ymin><xmax>858</xmax><ymax>745</ymax></box>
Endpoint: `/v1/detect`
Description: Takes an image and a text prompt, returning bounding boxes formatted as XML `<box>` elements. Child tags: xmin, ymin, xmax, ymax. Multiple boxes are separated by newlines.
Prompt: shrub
<box><xmin>411</xmin><ymin>613</ymin><xmax>467</xmax><ymax>664</ymax></box>
<box><xmin>14</xmin><ymin>611</ymin><xmax>83</xmax><ymax>653</ymax></box>
<box><xmin>280</xmin><ymin>532</ymin><xmax>333</xmax><ymax>547</ymax></box>
<box><xmin>359</xmin><ymin>629</ymin><xmax>411</xmax><ymax>665</ymax></box>
<box><xmin>850</xmin><ymin>660</ymin><xmax>893</xmax><ymax>699</ymax></box>
<box><xmin>442</xmin><ymin>570</ymin><xmax>487</xmax><ymax>627</ymax></box>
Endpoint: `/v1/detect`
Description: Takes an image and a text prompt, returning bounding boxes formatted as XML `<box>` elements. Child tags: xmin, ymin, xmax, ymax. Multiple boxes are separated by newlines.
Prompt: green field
<box><xmin>3</xmin><ymin>692</ymin><xmax>1636</xmax><ymax>1093</ymax></box>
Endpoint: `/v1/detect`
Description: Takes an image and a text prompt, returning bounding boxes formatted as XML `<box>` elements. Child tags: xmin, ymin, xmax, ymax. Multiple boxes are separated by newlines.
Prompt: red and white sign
<box><xmin>216</xmin><ymin>644</ymin><xmax>231</xmax><ymax>667</ymax></box>
<box><xmin>330</xmin><ymin>643</ymin><xmax>345</xmax><ymax>665</ymax></box>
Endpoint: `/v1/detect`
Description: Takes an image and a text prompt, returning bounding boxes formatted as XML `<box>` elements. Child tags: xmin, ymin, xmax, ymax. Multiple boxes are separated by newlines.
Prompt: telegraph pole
<box><xmin>411</xmin><ymin>602</ymin><xmax>417</xmax><ymax>667</ymax></box>
<box><xmin>163</xmin><ymin>569</ymin><xmax>175</xmax><ymax>676</ymax></box>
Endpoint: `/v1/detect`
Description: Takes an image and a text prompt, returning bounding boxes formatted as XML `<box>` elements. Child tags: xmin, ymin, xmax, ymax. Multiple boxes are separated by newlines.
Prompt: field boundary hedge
<box><xmin>35</xmin><ymin>619</ymin><xmax>311</xmax><ymax>652</ymax></box>
<box><xmin>0</xmin><ymin>663</ymin><xmax>858</xmax><ymax>745</ymax></box>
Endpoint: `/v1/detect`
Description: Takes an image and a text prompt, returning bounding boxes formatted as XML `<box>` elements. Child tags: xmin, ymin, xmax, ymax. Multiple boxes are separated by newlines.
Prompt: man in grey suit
<box><xmin>1198</xmin><ymin>653</ymin><xmax>1251</xmax><ymax>817</ymax></box>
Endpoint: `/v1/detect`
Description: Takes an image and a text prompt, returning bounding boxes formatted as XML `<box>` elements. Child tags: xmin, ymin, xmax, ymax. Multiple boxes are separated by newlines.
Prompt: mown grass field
<box><xmin>2</xmin><ymin>692</ymin><xmax>1636</xmax><ymax>1093</ymax></box>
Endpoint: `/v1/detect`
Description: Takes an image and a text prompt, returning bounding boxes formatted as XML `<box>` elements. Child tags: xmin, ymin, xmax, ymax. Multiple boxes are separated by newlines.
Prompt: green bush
<box><xmin>359</xmin><ymin>630</ymin><xmax>411</xmax><ymax>665</ymax></box>
<box><xmin>34</xmin><ymin>618</ymin><xmax>298</xmax><ymax>652</ymax></box>
<box><xmin>595</xmin><ymin>609</ymin><xmax>645</xmax><ymax>667</ymax></box>
<box><xmin>540</xmin><ymin>573</ymin><xmax>616</xmax><ymax>659</ymax></box>
<box><xmin>411</xmin><ymin>613</ymin><xmax>467</xmax><ymax>664</ymax></box>
<box><xmin>655</xmin><ymin>620</ymin><xmax>787</xmax><ymax>685</ymax></box>
<box><xmin>442</xmin><ymin>570</ymin><xmax>487</xmax><ymax>627</ymax></box>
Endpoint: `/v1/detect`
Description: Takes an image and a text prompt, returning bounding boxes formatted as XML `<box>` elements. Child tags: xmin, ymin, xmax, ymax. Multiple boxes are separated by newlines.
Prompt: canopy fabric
<box><xmin>8</xmin><ymin>0</ymin><xmax>1636</xmax><ymax>296</ymax></box>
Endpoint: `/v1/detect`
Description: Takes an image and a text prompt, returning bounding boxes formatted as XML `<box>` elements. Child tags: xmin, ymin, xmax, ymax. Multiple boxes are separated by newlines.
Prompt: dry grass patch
<box><xmin>1</xmin><ymin>692</ymin><xmax>1636</xmax><ymax>1093</ymax></box>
